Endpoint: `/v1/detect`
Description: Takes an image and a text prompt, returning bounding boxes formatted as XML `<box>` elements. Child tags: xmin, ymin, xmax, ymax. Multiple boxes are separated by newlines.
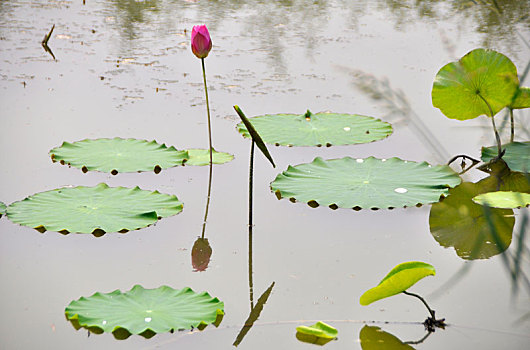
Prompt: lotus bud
<box><xmin>191</xmin><ymin>25</ymin><xmax>212</xmax><ymax>59</ymax></box>
<box><xmin>191</xmin><ymin>237</ymin><xmax>212</xmax><ymax>272</ymax></box>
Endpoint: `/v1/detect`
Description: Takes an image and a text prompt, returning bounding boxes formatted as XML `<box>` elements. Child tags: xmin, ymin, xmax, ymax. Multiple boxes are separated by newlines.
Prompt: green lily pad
<box><xmin>271</xmin><ymin>157</ymin><xmax>461</xmax><ymax>210</ymax></box>
<box><xmin>50</xmin><ymin>138</ymin><xmax>189</xmax><ymax>174</ymax></box>
<box><xmin>6</xmin><ymin>183</ymin><xmax>183</xmax><ymax>235</ymax></box>
<box><xmin>510</xmin><ymin>86</ymin><xmax>530</xmax><ymax>109</ymax></box>
<box><xmin>65</xmin><ymin>285</ymin><xmax>224</xmax><ymax>338</ymax></box>
<box><xmin>473</xmin><ymin>191</ymin><xmax>530</xmax><ymax>209</ymax></box>
<box><xmin>432</xmin><ymin>48</ymin><xmax>519</xmax><ymax>120</ymax></box>
<box><xmin>296</xmin><ymin>321</ymin><xmax>338</xmax><ymax>345</ymax></box>
<box><xmin>360</xmin><ymin>325</ymin><xmax>415</xmax><ymax>350</ymax></box>
<box><xmin>184</xmin><ymin>149</ymin><xmax>234</xmax><ymax>166</ymax></box>
<box><xmin>0</xmin><ymin>201</ymin><xmax>6</xmax><ymax>218</ymax></box>
<box><xmin>360</xmin><ymin>262</ymin><xmax>435</xmax><ymax>306</ymax></box>
<box><xmin>236</xmin><ymin>111</ymin><xmax>392</xmax><ymax>147</ymax></box>
<box><xmin>481</xmin><ymin>142</ymin><xmax>530</xmax><ymax>173</ymax></box>
<box><xmin>429</xmin><ymin>178</ymin><xmax>516</xmax><ymax>260</ymax></box>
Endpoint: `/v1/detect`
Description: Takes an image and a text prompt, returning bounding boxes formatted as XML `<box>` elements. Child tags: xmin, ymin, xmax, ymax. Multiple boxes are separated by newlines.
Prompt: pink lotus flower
<box><xmin>191</xmin><ymin>25</ymin><xmax>212</xmax><ymax>59</ymax></box>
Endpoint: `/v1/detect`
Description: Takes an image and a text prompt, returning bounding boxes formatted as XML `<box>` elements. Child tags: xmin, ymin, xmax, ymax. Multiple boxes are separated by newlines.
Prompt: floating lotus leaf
<box><xmin>6</xmin><ymin>183</ymin><xmax>183</xmax><ymax>235</ymax></box>
<box><xmin>296</xmin><ymin>321</ymin><xmax>338</xmax><ymax>345</ymax></box>
<box><xmin>473</xmin><ymin>191</ymin><xmax>530</xmax><ymax>209</ymax></box>
<box><xmin>360</xmin><ymin>262</ymin><xmax>435</xmax><ymax>306</ymax></box>
<box><xmin>0</xmin><ymin>201</ymin><xmax>6</xmax><ymax>218</ymax></box>
<box><xmin>271</xmin><ymin>157</ymin><xmax>461</xmax><ymax>209</ymax></box>
<box><xmin>429</xmin><ymin>178</ymin><xmax>515</xmax><ymax>260</ymax></box>
<box><xmin>359</xmin><ymin>325</ymin><xmax>415</xmax><ymax>350</ymax></box>
<box><xmin>65</xmin><ymin>285</ymin><xmax>224</xmax><ymax>338</ymax></box>
<box><xmin>510</xmin><ymin>86</ymin><xmax>530</xmax><ymax>109</ymax></box>
<box><xmin>481</xmin><ymin>142</ymin><xmax>530</xmax><ymax>173</ymax></box>
<box><xmin>50</xmin><ymin>138</ymin><xmax>189</xmax><ymax>174</ymax></box>
<box><xmin>184</xmin><ymin>149</ymin><xmax>234</xmax><ymax>166</ymax></box>
<box><xmin>432</xmin><ymin>48</ymin><xmax>519</xmax><ymax>120</ymax></box>
<box><xmin>236</xmin><ymin>111</ymin><xmax>392</xmax><ymax>147</ymax></box>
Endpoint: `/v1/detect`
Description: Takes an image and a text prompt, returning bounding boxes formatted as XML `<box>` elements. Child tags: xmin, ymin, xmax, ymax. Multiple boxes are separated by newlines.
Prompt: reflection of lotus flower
<box><xmin>192</xmin><ymin>237</ymin><xmax>212</xmax><ymax>272</ymax></box>
<box><xmin>191</xmin><ymin>25</ymin><xmax>212</xmax><ymax>59</ymax></box>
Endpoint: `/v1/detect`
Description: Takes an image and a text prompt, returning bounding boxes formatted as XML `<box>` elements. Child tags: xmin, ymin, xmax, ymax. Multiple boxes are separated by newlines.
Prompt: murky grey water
<box><xmin>1</xmin><ymin>0</ymin><xmax>529</xmax><ymax>349</ymax></box>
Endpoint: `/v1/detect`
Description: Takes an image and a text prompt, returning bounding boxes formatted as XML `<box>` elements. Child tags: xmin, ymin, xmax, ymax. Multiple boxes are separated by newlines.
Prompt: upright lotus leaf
<box><xmin>234</xmin><ymin>105</ymin><xmax>275</xmax><ymax>167</ymax></box>
<box><xmin>296</xmin><ymin>321</ymin><xmax>338</xmax><ymax>346</ymax></box>
<box><xmin>473</xmin><ymin>191</ymin><xmax>530</xmax><ymax>209</ymax></box>
<box><xmin>432</xmin><ymin>48</ymin><xmax>519</xmax><ymax>120</ymax></box>
<box><xmin>6</xmin><ymin>183</ymin><xmax>183</xmax><ymax>235</ymax></box>
<box><xmin>359</xmin><ymin>326</ymin><xmax>415</xmax><ymax>350</ymax></box>
<box><xmin>65</xmin><ymin>285</ymin><xmax>224</xmax><ymax>338</ymax></box>
<box><xmin>271</xmin><ymin>157</ymin><xmax>461</xmax><ymax>210</ymax></box>
<box><xmin>429</xmin><ymin>177</ymin><xmax>517</xmax><ymax>260</ymax></box>
<box><xmin>510</xmin><ymin>86</ymin><xmax>530</xmax><ymax>109</ymax></box>
<box><xmin>50</xmin><ymin>138</ymin><xmax>189</xmax><ymax>174</ymax></box>
<box><xmin>360</xmin><ymin>262</ymin><xmax>435</xmax><ymax>306</ymax></box>
<box><xmin>481</xmin><ymin>142</ymin><xmax>530</xmax><ymax>173</ymax></box>
<box><xmin>236</xmin><ymin>110</ymin><xmax>392</xmax><ymax>147</ymax></box>
<box><xmin>184</xmin><ymin>149</ymin><xmax>234</xmax><ymax>166</ymax></box>
<box><xmin>0</xmin><ymin>201</ymin><xmax>6</xmax><ymax>218</ymax></box>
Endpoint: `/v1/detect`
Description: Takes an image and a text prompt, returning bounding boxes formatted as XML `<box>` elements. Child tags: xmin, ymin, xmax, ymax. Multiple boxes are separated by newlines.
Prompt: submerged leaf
<box><xmin>359</xmin><ymin>262</ymin><xmax>435</xmax><ymax>306</ymax></box>
<box><xmin>432</xmin><ymin>48</ymin><xmax>519</xmax><ymax>120</ymax></box>
<box><xmin>65</xmin><ymin>285</ymin><xmax>224</xmax><ymax>338</ymax></box>
<box><xmin>271</xmin><ymin>157</ymin><xmax>461</xmax><ymax>209</ymax></box>
<box><xmin>236</xmin><ymin>111</ymin><xmax>392</xmax><ymax>146</ymax></box>
<box><xmin>473</xmin><ymin>191</ymin><xmax>530</xmax><ymax>209</ymax></box>
<box><xmin>481</xmin><ymin>142</ymin><xmax>530</xmax><ymax>173</ymax></box>
<box><xmin>510</xmin><ymin>86</ymin><xmax>530</xmax><ymax>109</ymax></box>
<box><xmin>359</xmin><ymin>325</ymin><xmax>415</xmax><ymax>350</ymax></box>
<box><xmin>6</xmin><ymin>183</ymin><xmax>183</xmax><ymax>235</ymax></box>
<box><xmin>184</xmin><ymin>149</ymin><xmax>234</xmax><ymax>166</ymax></box>
<box><xmin>296</xmin><ymin>321</ymin><xmax>338</xmax><ymax>345</ymax></box>
<box><xmin>50</xmin><ymin>138</ymin><xmax>188</xmax><ymax>174</ymax></box>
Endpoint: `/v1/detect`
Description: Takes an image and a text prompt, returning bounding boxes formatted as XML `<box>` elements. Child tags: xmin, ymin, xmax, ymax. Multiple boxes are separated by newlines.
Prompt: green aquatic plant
<box><xmin>65</xmin><ymin>285</ymin><xmax>224</xmax><ymax>339</ymax></box>
<box><xmin>184</xmin><ymin>149</ymin><xmax>234</xmax><ymax>166</ymax></box>
<box><xmin>481</xmin><ymin>142</ymin><xmax>529</xmax><ymax>173</ymax></box>
<box><xmin>271</xmin><ymin>157</ymin><xmax>461</xmax><ymax>210</ymax></box>
<box><xmin>296</xmin><ymin>321</ymin><xmax>338</xmax><ymax>346</ymax></box>
<box><xmin>360</xmin><ymin>261</ymin><xmax>444</xmax><ymax>332</ymax></box>
<box><xmin>236</xmin><ymin>110</ymin><xmax>392</xmax><ymax>147</ymax></box>
<box><xmin>6</xmin><ymin>183</ymin><xmax>183</xmax><ymax>235</ymax></box>
<box><xmin>473</xmin><ymin>191</ymin><xmax>530</xmax><ymax>209</ymax></box>
<box><xmin>0</xmin><ymin>201</ymin><xmax>6</xmax><ymax>218</ymax></box>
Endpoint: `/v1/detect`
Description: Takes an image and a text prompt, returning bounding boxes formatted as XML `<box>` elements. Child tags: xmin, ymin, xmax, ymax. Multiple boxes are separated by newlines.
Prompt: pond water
<box><xmin>1</xmin><ymin>0</ymin><xmax>529</xmax><ymax>349</ymax></box>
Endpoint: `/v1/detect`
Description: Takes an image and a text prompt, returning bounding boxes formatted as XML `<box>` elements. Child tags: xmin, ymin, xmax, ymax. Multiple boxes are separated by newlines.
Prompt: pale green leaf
<box><xmin>473</xmin><ymin>191</ymin><xmax>530</xmax><ymax>209</ymax></box>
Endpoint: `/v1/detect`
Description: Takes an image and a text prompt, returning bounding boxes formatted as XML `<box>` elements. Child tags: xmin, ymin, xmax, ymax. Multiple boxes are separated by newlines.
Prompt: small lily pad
<box><xmin>271</xmin><ymin>157</ymin><xmax>461</xmax><ymax>209</ymax></box>
<box><xmin>510</xmin><ymin>86</ymin><xmax>530</xmax><ymax>109</ymax></box>
<box><xmin>472</xmin><ymin>191</ymin><xmax>530</xmax><ymax>209</ymax></box>
<box><xmin>432</xmin><ymin>48</ymin><xmax>519</xmax><ymax>120</ymax></box>
<box><xmin>184</xmin><ymin>149</ymin><xmax>234</xmax><ymax>166</ymax></box>
<box><xmin>65</xmin><ymin>285</ymin><xmax>224</xmax><ymax>338</ymax></box>
<box><xmin>481</xmin><ymin>142</ymin><xmax>530</xmax><ymax>173</ymax></box>
<box><xmin>360</xmin><ymin>262</ymin><xmax>435</xmax><ymax>306</ymax></box>
<box><xmin>6</xmin><ymin>183</ymin><xmax>183</xmax><ymax>235</ymax></box>
<box><xmin>237</xmin><ymin>111</ymin><xmax>392</xmax><ymax>147</ymax></box>
<box><xmin>50</xmin><ymin>138</ymin><xmax>189</xmax><ymax>174</ymax></box>
<box><xmin>296</xmin><ymin>321</ymin><xmax>338</xmax><ymax>345</ymax></box>
<box><xmin>0</xmin><ymin>201</ymin><xmax>6</xmax><ymax>218</ymax></box>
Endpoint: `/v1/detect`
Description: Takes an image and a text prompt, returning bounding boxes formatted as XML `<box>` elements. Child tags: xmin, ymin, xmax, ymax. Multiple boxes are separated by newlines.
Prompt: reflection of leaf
<box><xmin>184</xmin><ymin>149</ymin><xmax>234</xmax><ymax>166</ymax></box>
<box><xmin>429</xmin><ymin>179</ymin><xmax>516</xmax><ymax>260</ymax></box>
<box><xmin>481</xmin><ymin>142</ymin><xmax>530</xmax><ymax>173</ymax></box>
<box><xmin>50</xmin><ymin>138</ymin><xmax>189</xmax><ymax>174</ymax></box>
<box><xmin>360</xmin><ymin>262</ymin><xmax>435</xmax><ymax>306</ymax></box>
<box><xmin>191</xmin><ymin>237</ymin><xmax>212</xmax><ymax>272</ymax></box>
<box><xmin>65</xmin><ymin>285</ymin><xmax>224</xmax><ymax>339</ymax></box>
<box><xmin>432</xmin><ymin>48</ymin><xmax>519</xmax><ymax>120</ymax></box>
<box><xmin>271</xmin><ymin>157</ymin><xmax>461</xmax><ymax>210</ymax></box>
<box><xmin>359</xmin><ymin>325</ymin><xmax>415</xmax><ymax>350</ymax></box>
<box><xmin>296</xmin><ymin>321</ymin><xmax>337</xmax><ymax>346</ymax></box>
<box><xmin>6</xmin><ymin>183</ymin><xmax>183</xmax><ymax>235</ymax></box>
<box><xmin>473</xmin><ymin>191</ymin><xmax>530</xmax><ymax>209</ymax></box>
<box><xmin>0</xmin><ymin>201</ymin><xmax>5</xmax><ymax>218</ymax></box>
<box><xmin>510</xmin><ymin>86</ymin><xmax>530</xmax><ymax>109</ymax></box>
<box><xmin>234</xmin><ymin>105</ymin><xmax>275</xmax><ymax>168</ymax></box>
<box><xmin>236</xmin><ymin>111</ymin><xmax>392</xmax><ymax>147</ymax></box>
<box><xmin>233</xmin><ymin>282</ymin><xmax>275</xmax><ymax>347</ymax></box>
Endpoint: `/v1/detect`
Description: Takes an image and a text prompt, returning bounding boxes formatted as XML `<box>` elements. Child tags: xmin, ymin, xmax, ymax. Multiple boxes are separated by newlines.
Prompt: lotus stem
<box><xmin>201</xmin><ymin>57</ymin><xmax>213</xmax><ymax>167</ymax></box>
<box><xmin>402</xmin><ymin>291</ymin><xmax>436</xmax><ymax>320</ymax></box>
<box><xmin>248</xmin><ymin>140</ymin><xmax>255</xmax><ymax>308</ymax></box>
<box><xmin>509</xmin><ymin>108</ymin><xmax>514</xmax><ymax>143</ymax></box>
<box><xmin>477</xmin><ymin>93</ymin><xmax>502</xmax><ymax>158</ymax></box>
<box><xmin>200</xmin><ymin>159</ymin><xmax>213</xmax><ymax>239</ymax></box>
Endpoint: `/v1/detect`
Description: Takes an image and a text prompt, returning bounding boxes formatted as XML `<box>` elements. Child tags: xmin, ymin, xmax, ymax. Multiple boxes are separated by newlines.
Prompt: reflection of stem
<box><xmin>402</xmin><ymin>291</ymin><xmax>436</xmax><ymax>320</ymax></box>
<box><xmin>248</xmin><ymin>141</ymin><xmax>255</xmax><ymax>308</ymax></box>
<box><xmin>201</xmin><ymin>58</ymin><xmax>213</xmax><ymax>167</ymax></box>
<box><xmin>477</xmin><ymin>93</ymin><xmax>502</xmax><ymax>158</ymax></box>
<box><xmin>509</xmin><ymin>108</ymin><xmax>514</xmax><ymax>143</ymax></box>
<box><xmin>200</xmin><ymin>158</ymin><xmax>213</xmax><ymax>239</ymax></box>
<box><xmin>404</xmin><ymin>331</ymin><xmax>432</xmax><ymax>345</ymax></box>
